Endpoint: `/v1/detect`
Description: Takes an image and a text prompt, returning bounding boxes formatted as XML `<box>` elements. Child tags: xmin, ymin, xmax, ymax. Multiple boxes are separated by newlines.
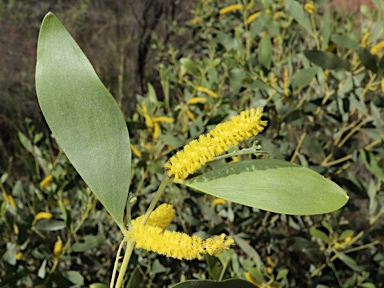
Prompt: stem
<box><xmin>290</xmin><ymin>132</ymin><xmax>307</xmax><ymax>163</ymax></box>
<box><xmin>212</xmin><ymin>147</ymin><xmax>268</xmax><ymax>162</ymax></box>
<box><xmin>110</xmin><ymin>240</ymin><xmax>126</xmax><ymax>288</ymax></box>
<box><xmin>115</xmin><ymin>239</ymin><xmax>136</xmax><ymax>288</ymax></box>
<box><xmin>141</xmin><ymin>175</ymin><xmax>171</xmax><ymax>225</ymax></box>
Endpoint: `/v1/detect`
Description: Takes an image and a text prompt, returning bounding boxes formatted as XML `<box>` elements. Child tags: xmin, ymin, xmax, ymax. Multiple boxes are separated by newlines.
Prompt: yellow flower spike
<box><xmin>2</xmin><ymin>191</ymin><xmax>16</xmax><ymax>208</ymax></box>
<box><xmin>204</xmin><ymin>233</ymin><xmax>234</xmax><ymax>256</ymax></box>
<box><xmin>186</xmin><ymin>109</ymin><xmax>196</xmax><ymax>121</ymax></box>
<box><xmin>212</xmin><ymin>198</ymin><xmax>226</xmax><ymax>207</ymax></box>
<box><xmin>13</xmin><ymin>224</ymin><xmax>19</xmax><ymax>235</ymax></box>
<box><xmin>164</xmin><ymin>108</ymin><xmax>267</xmax><ymax>181</ymax></box>
<box><xmin>304</xmin><ymin>3</ymin><xmax>315</xmax><ymax>14</ymax></box>
<box><xmin>361</xmin><ymin>32</ymin><xmax>370</xmax><ymax>48</ymax></box>
<box><xmin>219</xmin><ymin>4</ymin><xmax>243</xmax><ymax>15</ymax></box>
<box><xmin>54</xmin><ymin>236</ymin><xmax>63</xmax><ymax>259</ymax></box>
<box><xmin>381</xmin><ymin>79</ymin><xmax>384</xmax><ymax>93</ymax></box>
<box><xmin>370</xmin><ymin>41</ymin><xmax>384</xmax><ymax>55</ymax></box>
<box><xmin>127</xmin><ymin>225</ymin><xmax>233</xmax><ymax>260</ymax></box>
<box><xmin>133</xmin><ymin>203</ymin><xmax>175</xmax><ymax>230</ymax></box>
<box><xmin>153</xmin><ymin>122</ymin><xmax>161</xmax><ymax>139</ymax></box>
<box><xmin>195</xmin><ymin>86</ymin><xmax>218</xmax><ymax>98</ymax></box>
<box><xmin>246</xmin><ymin>11</ymin><xmax>262</xmax><ymax>24</ymax></box>
<box><xmin>35</xmin><ymin>211</ymin><xmax>53</xmax><ymax>220</ymax></box>
<box><xmin>16</xmin><ymin>252</ymin><xmax>23</xmax><ymax>260</ymax></box>
<box><xmin>40</xmin><ymin>174</ymin><xmax>53</xmax><ymax>187</ymax></box>
<box><xmin>153</xmin><ymin>116</ymin><xmax>174</xmax><ymax>123</ymax></box>
<box><xmin>245</xmin><ymin>272</ymin><xmax>261</xmax><ymax>285</ymax></box>
<box><xmin>188</xmin><ymin>97</ymin><xmax>208</xmax><ymax>105</ymax></box>
<box><xmin>130</xmin><ymin>144</ymin><xmax>142</xmax><ymax>158</ymax></box>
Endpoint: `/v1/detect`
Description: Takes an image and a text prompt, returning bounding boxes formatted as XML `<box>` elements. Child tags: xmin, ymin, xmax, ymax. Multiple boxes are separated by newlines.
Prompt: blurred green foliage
<box><xmin>1</xmin><ymin>0</ymin><xmax>384</xmax><ymax>287</ymax></box>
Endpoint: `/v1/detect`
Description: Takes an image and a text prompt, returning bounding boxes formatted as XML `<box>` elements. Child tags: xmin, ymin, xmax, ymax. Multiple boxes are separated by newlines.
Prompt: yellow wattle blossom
<box><xmin>304</xmin><ymin>3</ymin><xmax>315</xmax><ymax>14</ymax></box>
<box><xmin>16</xmin><ymin>252</ymin><xmax>23</xmax><ymax>260</ymax></box>
<box><xmin>245</xmin><ymin>272</ymin><xmax>261</xmax><ymax>286</ymax></box>
<box><xmin>381</xmin><ymin>79</ymin><xmax>384</xmax><ymax>93</ymax></box>
<box><xmin>283</xmin><ymin>67</ymin><xmax>290</xmax><ymax>96</ymax></box>
<box><xmin>133</xmin><ymin>203</ymin><xmax>175</xmax><ymax>229</ymax></box>
<box><xmin>130</xmin><ymin>144</ymin><xmax>142</xmax><ymax>158</ymax></box>
<box><xmin>246</xmin><ymin>11</ymin><xmax>262</xmax><ymax>24</ymax></box>
<box><xmin>370</xmin><ymin>41</ymin><xmax>384</xmax><ymax>55</ymax></box>
<box><xmin>219</xmin><ymin>4</ymin><xmax>243</xmax><ymax>15</ymax></box>
<box><xmin>128</xmin><ymin>224</ymin><xmax>234</xmax><ymax>260</ymax></box>
<box><xmin>2</xmin><ymin>191</ymin><xmax>16</xmax><ymax>208</ymax></box>
<box><xmin>164</xmin><ymin>108</ymin><xmax>267</xmax><ymax>181</ymax></box>
<box><xmin>188</xmin><ymin>97</ymin><xmax>208</xmax><ymax>104</ymax></box>
<box><xmin>40</xmin><ymin>174</ymin><xmax>53</xmax><ymax>187</ymax></box>
<box><xmin>212</xmin><ymin>198</ymin><xmax>226</xmax><ymax>207</ymax></box>
<box><xmin>361</xmin><ymin>32</ymin><xmax>370</xmax><ymax>48</ymax></box>
<box><xmin>195</xmin><ymin>86</ymin><xmax>218</xmax><ymax>98</ymax></box>
<box><xmin>35</xmin><ymin>211</ymin><xmax>53</xmax><ymax>220</ymax></box>
<box><xmin>13</xmin><ymin>224</ymin><xmax>19</xmax><ymax>235</ymax></box>
<box><xmin>54</xmin><ymin>236</ymin><xmax>63</xmax><ymax>259</ymax></box>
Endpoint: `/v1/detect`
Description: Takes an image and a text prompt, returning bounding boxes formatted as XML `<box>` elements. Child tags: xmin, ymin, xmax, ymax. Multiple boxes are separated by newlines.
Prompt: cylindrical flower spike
<box><xmin>164</xmin><ymin>108</ymin><xmax>268</xmax><ymax>181</ymax></box>
<box><xmin>132</xmin><ymin>203</ymin><xmax>175</xmax><ymax>229</ymax></box>
<box><xmin>127</xmin><ymin>224</ymin><xmax>234</xmax><ymax>260</ymax></box>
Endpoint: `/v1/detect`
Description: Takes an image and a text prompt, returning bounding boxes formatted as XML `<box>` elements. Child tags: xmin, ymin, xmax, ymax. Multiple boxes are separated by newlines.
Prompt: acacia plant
<box><xmin>35</xmin><ymin>13</ymin><xmax>348</xmax><ymax>287</ymax></box>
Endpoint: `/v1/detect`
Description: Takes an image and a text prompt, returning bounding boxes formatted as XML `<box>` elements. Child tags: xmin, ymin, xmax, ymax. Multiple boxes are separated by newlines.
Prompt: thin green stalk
<box><xmin>115</xmin><ymin>239</ymin><xmax>136</xmax><ymax>288</ymax></box>
<box><xmin>110</xmin><ymin>240</ymin><xmax>126</xmax><ymax>288</ymax></box>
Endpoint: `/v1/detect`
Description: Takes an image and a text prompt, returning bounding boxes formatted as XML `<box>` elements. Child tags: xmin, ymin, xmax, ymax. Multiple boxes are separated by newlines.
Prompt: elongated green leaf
<box><xmin>285</xmin><ymin>0</ymin><xmax>312</xmax><ymax>35</ymax></box>
<box><xmin>330</xmin><ymin>35</ymin><xmax>358</xmax><ymax>50</ymax></box>
<box><xmin>182</xmin><ymin>159</ymin><xmax>348</xmax><ymax>215</ymax></box>
<box><xmin>35</xmin><ymin>13</ymin><xmax>130</xmax><ymax>228</ymax></box>
<box><xmin>291</xmin><ymin>68</ymin><xmax>317</xmax><ymax>91</ymax></box>
<box><xmin>171</xmin><ymin>279</ymin><xmax>257</xmax><ymax>288</ymax></box>
<box><xmin>258</xmin><ymin>35</ymin><xmax>272</xmax><ymax>69</ymax></box>
<box><xmin>304</xmin><ymin>50</ymin><xmax>350</xmax><ymax>70</ymax></box>
<box><xmin>357</xmin><ymin>47</ymin><xmax>378</xmax><ymax>73</ymax></box>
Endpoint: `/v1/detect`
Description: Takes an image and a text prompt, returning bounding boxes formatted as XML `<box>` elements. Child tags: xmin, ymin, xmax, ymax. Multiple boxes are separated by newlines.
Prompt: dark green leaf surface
<box><xmin>35</xmin><ymin>13</ymin><xmax>130</xmax><ymax>228</ymax></box>
<box><xmin>304</xmin><ymin>50</ymin><xmax>350</xmax><ymax>70</ymax></box>
<box><xmin>171</xmin><ymin>279</ymin><xmax>257</xmax><ymax>288</ymax></box>
<box><xmin>330</xmin><ymin>35</ymin><xmax>358</xmax><ymax>50</ymax></box>
<box><xmin>258</xmin><ymin>35</ymin><xmax>272</xmax><ymax>69</ymax></box>
<box><xmin>182</xmin><ymin>159</ymin><xmax>348</xmax><ymax>215</ymax></box>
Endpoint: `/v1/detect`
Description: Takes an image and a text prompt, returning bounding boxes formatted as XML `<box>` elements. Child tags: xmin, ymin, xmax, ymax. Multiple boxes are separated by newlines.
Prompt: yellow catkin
<box><xmin>245</xmin><ymin>272</ymin><xmax>261</xmax><ymax>285</ymax></box>
<box><xmin>153</xmin><ymin>116</ymin><xmax>174</xmax><ymax>123</ymax></box>
<box><xmin>188</xmin><ymin>97</ymin><xmax>208</xmax><ymax>104</ymax></box>
<box><xmin>283</xmin><ymin>67</ymin><xmax>290</xmax><ymax>96</ymax></box>
<box><xmin>54</xmin><ymin>236</ymin><xmax>63</xmax><ymax>259</ymax></box>
<box><xmin>370</xmin><ymin>41</ymin><xmax>384</xmax><ymax>54</ymax></box>
<box><xmin>219</xmin><ymin>4</ymin><xmax>243</xmax><ymax>15</ymax></box>
<box><xmin>16</xmin><ymin>252</ymin><xmax>23</xmax><ymax>260</ymax></box>
<box><xmin>133</xmin><ymin>204</ymin><xmax>175</xmax><ymax>230</ymax></box>
<box><xmin>153</xmin><ymin>122</ymin><xmax>161</xmax><ymax>139</ymax></box>
<box><xmin>246</xmin><ymin>11</ymin><xmax>262</xmax><ymax>24</ymax></box>
<box><xmin>40</xmin><ymin>174</ymin><xmax>53</xmax><ymax>187</ymax></box>
<box><xmin>13</xmin><ymin>224</ymin><xmax>19</xmax><ymax>235</ymax></box>
<box><xmin>35</xmin><ymin>212</ymin><xmax>53</xmax><ymax>220</ymax></box>
<box><xmin>164</xmin><ymin>108</ymin><xmax>267</xmax><ymax>181</ymax></box>
<box><xmin>381</xmin><ymin>79</ymin><xmax>384</xmax><ymax>93</ymax></box>
<box><xmin>195</xmin><ymin>86</ymin><xmax>218</xmax><ymax>98</ymax></box>
<box><xmin>304</xmin><ymin>3</ymin><xmax>315</xmax><ymax>14</ymax></box>
<box><xmin>130</xmin><ymin>144</ymin><xmax>142</xmax><ymax>158</ymax></box>
<box><xmin>361</xmin><ymin>32</ymin><xmax>370</xmax><ymax>48</ymax></box>
<box><xmin>212</xmin><ymin>198</ymin><xmax>226</xmax><ymax>207</ymax></box>
<box><xmin>128</xmin><ymin>224</ymin><xmax>234</xmax><ymax>260</ymax></box>
<box><xmin>2</xmin><ymin>191</ymin><xmax>16</xmax><ymax>208</ymax></box>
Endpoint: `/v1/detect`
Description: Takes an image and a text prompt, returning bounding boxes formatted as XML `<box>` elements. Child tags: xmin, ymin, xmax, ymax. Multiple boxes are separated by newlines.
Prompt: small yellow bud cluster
<box><xmin>370</xmin><ymin>41</ymin><xmax>384</xmax><ymax>55</ymax></box>
<box><xmin>304</xmin><ymin>3</ymin><xmax>315</xmax><ymax>14</ymax></box>
<box><xmin>164</xmin><ymin>108</ymin><xmax>267</xmax><ymax>181</ymax></box>
<box><xmin>127</xmin><ymin>204</ymin><xmax>234</xmax><ymax>260</ymax></box>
